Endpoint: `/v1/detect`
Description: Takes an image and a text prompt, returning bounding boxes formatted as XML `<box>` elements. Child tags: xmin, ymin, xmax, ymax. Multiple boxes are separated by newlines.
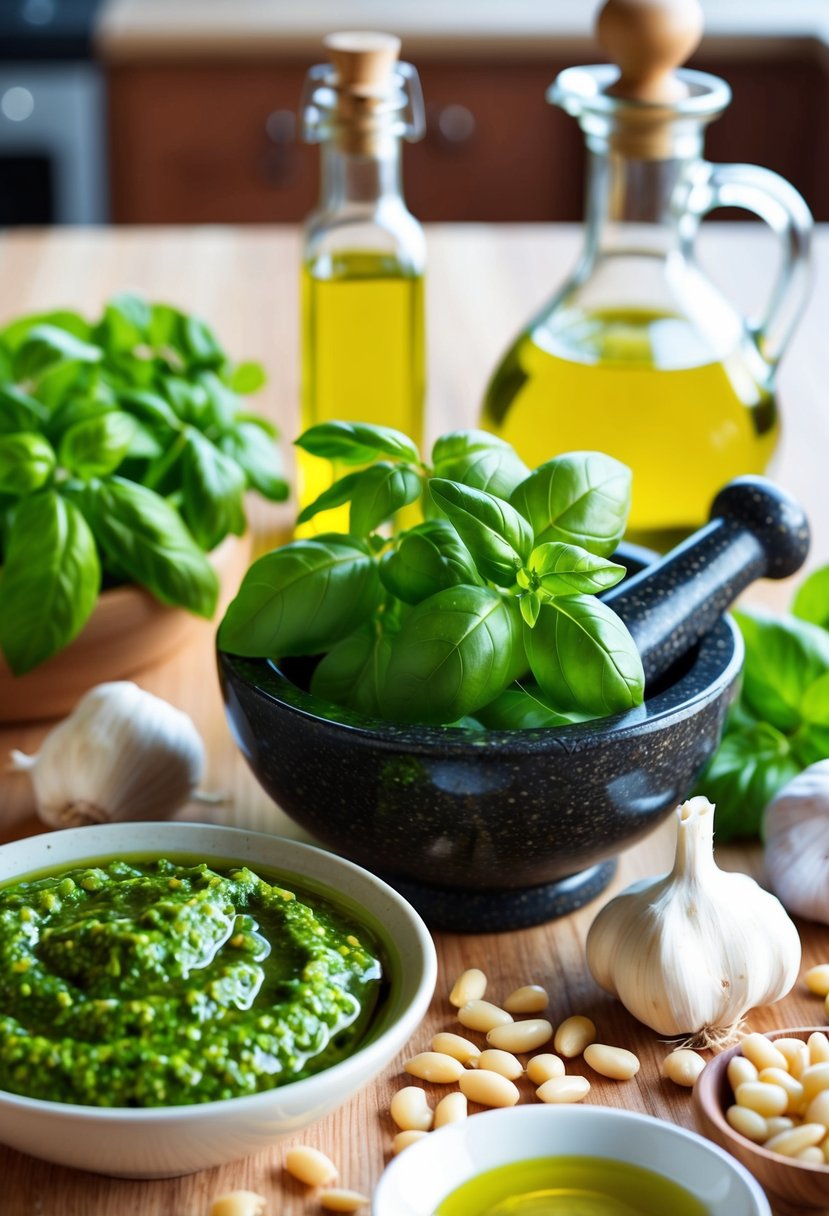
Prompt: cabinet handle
<box><xmin>261</xmin><ymin>109</ymin><xmax>297</xmax><ymax>185</ymax></box>
<box><xmin>431</xmin><ymin>103</ymin><xmax>476</xmax><ymax>148</ymax></box>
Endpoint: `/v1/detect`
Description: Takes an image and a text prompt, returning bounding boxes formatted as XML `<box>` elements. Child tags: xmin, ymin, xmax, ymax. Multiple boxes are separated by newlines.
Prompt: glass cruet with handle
<box><xmin>480</xmin><ymin>0</ymin><xmax>813</xmax><ymax>551</ymax></box>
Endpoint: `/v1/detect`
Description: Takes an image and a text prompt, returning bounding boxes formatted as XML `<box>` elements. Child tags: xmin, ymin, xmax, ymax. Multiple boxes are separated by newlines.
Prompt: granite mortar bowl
<box><xmin>219</xmin><ymin>478</ymin><xmax>809</xmax><ymax>933</ymax></box>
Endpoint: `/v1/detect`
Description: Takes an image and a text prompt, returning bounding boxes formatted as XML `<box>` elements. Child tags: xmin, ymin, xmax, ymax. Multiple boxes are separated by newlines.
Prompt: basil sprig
<box><xmin>0</xmin><ymin>293</ymin><xmax>287</xmax><ymax>674</ymax></box>
<box><xmin>220</xmin><ymin>425</ymin><xmax>644</xmax><ymax>728</ymax></box>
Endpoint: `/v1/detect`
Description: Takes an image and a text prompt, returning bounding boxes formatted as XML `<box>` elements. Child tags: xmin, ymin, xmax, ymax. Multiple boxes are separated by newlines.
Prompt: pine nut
<box><xmin>728</xmin><ymin>1056</ymin><xmax>759</xmax><ymax>1092</ymax></box>
<box><xmin>390</xmin><ymin>1086</ymin><xmax>433</xmax><ymax>1132</ymax></box>
<box><xmin>430</xmin><ymin>1032</ymin><xmax>480</xmax><ymax>1066</ymax></box>
<box><xmin>459</xmin><ymin>1069</ymin><xmax>520</xmax><ymax>1108</ymax></box>
<box><xmin>487</xmin><ymin>1018</ymin><xmax>553</xmax><ymax>1054</ymax></box>
<box><xmin>764</xmin><ymin>1117</ymin><xmax>795</xmax><ymax>1139</ymax></box>
<box><xmin>775</xmin><ymin>1038</ymin><xmax>810</xmax><ymax>1079</ymax></box>
<box><xmin>740</xmin><ymin>1033</ymin><xmax>788</xmax><ymax>1073</ymax></box>
<box><xmin>758</xmin><ymin>1067</ymin><xmax>804</xmax><ymax>1113</ymax></box>
<box><xmin>458</xmin><ymin>999</ymin><xmax>513</xmax><ymax>1033</ymax></box>
<box><xmin>434</xmin><ymin>1092</ymin><xmax>468</xmax><ymax>1128</ymax></box>
<box><xmin>797</xmin><ymin>1147</ymin><xmax>826</xmax><ymax>1164</ymax></box>
<box><xmin>392</xmin><ymin>1130</ymin><xmax>428</xmax><ymax>1155</ymax></box>
<box><xmin>735</xmin><ymin>1081</ymin><xmax>789</xmax><ymax>1118</ymax></box>
<box><xmin>319</xmin><ymin>1190</ymin><xmax>370</xmax><ymax>1213</ymax></box>
<box><xmin>801</xmin><ymin>1063</ymin><xmax>829</xmax><ymax>1106</ymax></box>
<box><xmin>662</xmin><ymin>1049</ymin><xmax>705</xmax><ymax>1088</ymax></box>
<box><xmin>804</xmin><ymin>1090</ymin><xmax>829</xmax><ymax>1127</ymax></box>
<box><xmin>809</xmin><ymin>1032</ymin><xmax>829</xmax><ymax>1065</ymax></box>
<box><xmin>526</xmin><ymin>1053</ymin><xmax>565</xmax><ymax>1085</ymax></box>
<box><xmin>449</xmin><ymin>968</ymin><xmax>487</xmax><ymax>1007</ymax></box>
<box><xmin>284</xmin><ymin>1147</ymin><xmax>338</xmax><ymax>1187</ymax></box>
<box><xmin>554</xmin><ymin>1015</ymin><xmax>596</xmax><ymax>1058</ymax></box>
<box><xmin>477</xmin><ymin>1049</ymin><xmax>523</xmax><ymax>1079</ymax></box>
<box><xmin>536</xmin><ymin>1075</ymin><xmax>591</xmax><ymax>1104</ymax></box>
<box><xmin>209</xmin><ymin>1192</ymin><xmax>267</xmax><ymax>1216</ymax></box>
<box><xmin>583</xmin><ymin>1043</ymin><xmax>640</xmax><ymax>1081</ymax></box>
<box><xmin>404</xmin><ymin>1052</ymin><xmax>464</xmax><ymax>1084</ymax></box>
<box><xmin>726</xmin><ymin>1105</ymin><xmax>769</xmax><ymax>1143</ymax></box>
<box><xmin>764</xmin><ymin>1124</ymin><xmax>827</xmax><ymax>1157</ymax></box>
<box><xmin>804</xmin><ymin>964</ymin><xmax>829</xmax><ymax>996</ymax></box>
<box><xmin>503</xmin><ymin>984</ymin><xmax>549</xmax><ymax>1014</ymax></box>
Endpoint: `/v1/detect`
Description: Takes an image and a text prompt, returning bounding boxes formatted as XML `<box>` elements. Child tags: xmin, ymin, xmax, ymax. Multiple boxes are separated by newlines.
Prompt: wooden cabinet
<box><xmin>105</xmin><ymin>47</ymin><xmax>829</xmax><ymax>224</ymax></box>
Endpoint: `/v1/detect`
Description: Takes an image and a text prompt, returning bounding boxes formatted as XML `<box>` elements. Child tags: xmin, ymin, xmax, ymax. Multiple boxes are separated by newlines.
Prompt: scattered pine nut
<box><xmin>285</xmin><ymin>1147</ymin><xmax>338</xmax><ymax>1188</ymax></box>
<box><xmin>458</xmin><ymin>1068</ymin><xmax>520</xmax><ymax>1108</ymax></box>
<box><xmin>390</xmin><ymin>1086</ymin><xmax>433</xmax><ymax>1132</ymax></box>
<box><xmin>404</xmin><ymin>1052</ymin><xmax>464</xmax><ymax>1084</ymax></box>
<box><xmin>526</xmin><ymin>1053</ymin><xmax>565</xmax><ymax>1085</ymax></box>
<box><xmin>553</xmin><ymin>1015</ymin><xmax>596</xmax><ymax>1059</ymax></box>
<box><xmin>319</xmin><ymin>1190</ymin><xmax>370</xmax><ymax>1213</ymax></box>
<box><xmin>803</xmin><ymin>964</ymin><xmax>829</xmax><ymax>996</ymax></box>
<box><xmin>392</xmin><ymin>1130</ymin><xmax>428</xmax><ymax>1155</ymax></box>
<box><xmin>503</xmin><ymin>984</ymin><xmax>549</xmax><ymax>1014</ymax></box>
<box><xmin>477</xmin><ymin>1049</ymin><xmax>523</xmax><ymax>1080</ymax></box>
<box><xmin>583</xmin><ymin>1043</ymin><xmax>640</xmax><ymax>1081</ymax></box>
<box><xmin>663</xmin><ymin>1049</ymin><xmax>705</xmax><ymax>1088</ymax></box>
<box><xmin>487</xmin><ymin>1018</ymin><xmax>553</xmax><ymax>1054</ymax></box>
<box><xmin>449</xmin><ymin>968</ymin><xmax>487</xmax><ymax>1007</ymax></box>
<box><xmin>434</xmin><ymin>1092</ymin><xmax>468</xmax><ymax>1128</ymax></box>
<box><xmin>458</xmin><ymin>999</ymin><xmax>513</xmax><ymax>1033</ymax></box>
<box><xmin>209</xmin><ymin>1194</ymin><xmax>267</xmax><ymax>1216</ymax></box>
<box><xmin>430</xmin><ymin>1032</ymin><xmax>480</xmax><ymax>1066</ymax></box>
<box><xmin>536</xmin><ymin>1075</ymin><xmax>590</xmax><ymax>1104</ymax></box>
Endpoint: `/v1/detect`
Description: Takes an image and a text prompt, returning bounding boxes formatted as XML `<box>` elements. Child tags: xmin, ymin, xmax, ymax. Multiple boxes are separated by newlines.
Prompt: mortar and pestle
<box><xmin>219</xmin><ymin>478</ymin><xmax>809</xmax><ymax>932</ymax></box>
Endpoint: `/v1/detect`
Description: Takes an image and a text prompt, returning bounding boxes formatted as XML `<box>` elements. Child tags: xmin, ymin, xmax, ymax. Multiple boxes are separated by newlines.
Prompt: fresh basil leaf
<box><xmin>162</xmin><ymin>376</ymin><xmax>208</xmax><ymax>425</ymax></box>
<box><xmin>0</xmin><ymin>385</ymin><xmax>48</xmax><ymax>433</ymax></box>
<box><xmin>1</xmin><ymin>310</ymin><xmax>91</xmax><ymax>352</ymax></box>
<box><xmin>792</xmin><ymin>565</ymin><xmax>829</xmax><ymax>630</ymax></box>
<box><xmin>381</xmin><ymin>586</ymin><xmax>525</xmax><ymax>724</ymax></box>
<box><xmin>349</xmin><ymin>461</ymin><xmax>422</xmax><ymax>536</ymax></box>
<box><xmin>432</xmin><ymin>429</ymin><xmax>530</xmax><ymax>500</ymax></box>
<box><xmin>230</xmin><ymin>362</ymin><xmax>267</xmax><ymax>395</ymax></box>
<box><xmin>32</xmin><ymin>360</ymin><xmax>91</xmax><ymax>411</ymax></box>
<box><xmin>47</xmin><ymin>395</ymin><xmax>114</xmax><ymax>443</ymax></box>
<box><xmin>196</xmin><ymin>370</ymin><xmax>239</xmax><ymax>431</ymax></box>
<box><xmin>801</xmin><ymin>671</ymin><xmax>829</xmax><ymax>725</ymax></box>
<box><xmin>296</xmin><ymin>470</ymin><xmax>364</xmax><ymax>526</ymax></box>
<box><xmin>379</xmin><ymin>519</ymin><xmax>481</xmax><ymax>604</ymax></box>
<box><xmin>511</xmin><ymin>452</ymin><xmax>632</xmax><ymax>556</ymax></box>
<box><xmin>296</xmin><ymin>421</ymin><xmax>420</xmax><ymax>466</ymax></box>
<box><xmin>218</xmin><ymin>423</ymin><xmax>288</xmax><ymax>502</ymax></box>
<box><xmin>310</xmin><ymin>620</ymin><xmax>394</xmax><ymax>716</ymax></box>
<box><xmin>694</xmin><ymin>722</ymin><xmax>800</xmax><ymax>841</ymax></box>
<box><xmin>183</xmin><ymin>315</ymin><xmax>224</xmax><ymax>368</ymax></box>
<box><xmin>148</xmin><ymin>303</ymin><xmax>186</xmax><ymax>352</ymax></box>
<box><xmin>96</xmin><ymin>292</ymin><xmax>151</xmax><ymax>351</ymax></box>
<box><xmin>0</xmin><ymin>491</ymin><xmax>100</xmax><ymax>674</ymax></box>
<box><xmin>14</xmin><ymin>324</ymin><xmax>102</xmax><ymax>381</ymax></box>
<box><xmin>117</xmin><ymin>389</ymin><xmax>182</xmax><ymax>434</ymax></box>
<box><xmin>429</xmin><ymin>477</ymin><xmax>534</xmax><ymax>586</ymax></box>
<box><xmin>59</xmin><ymin>411</ymin><xmax>137</xmax><ymax>479</ymax></box>
<box><xmin>77</xmin><ymin>476</ymin><xmax>217</xmax><ymax>617</ymax></box>
<box><xmin>0</xmin><ymin>433</ymin><xmax>56</xmax><ymax>494</ymax></box>
<box><xmin>736</xmin><ymin>609</ymin><xmax>829</xmax><ymax>732</ymax></box>
<box><xmin>526</xmin><ymin>596</ymin><xmax>644</xmax><ymax>716</ymax></box>
<box><xmin>181</xmin><ymin>429</ymin><xmax>246</xmax><ymax>551</ymax></box>
<box><xmin>795</xmin><ymin>674</ymin><xmax>829</xmax><ymax>765</ymax></box>
<box><xmin>529</xmin><ymin>542</ymin><xmax>626</xmax><ymax>595</ymax></box>
<box><xmin>520</xmin><ymin>591</ymin><xmax>541</xmax><ymax>627</ymax></box>
<box><xmin>476</xmin><ymin>684</ymin><xmax>593</xmax><ymax>729</ymax></box>
<box><xmin>218</xmin><ymin>535</ymin><xmax>381</xmax><ymax>658</ymax></box>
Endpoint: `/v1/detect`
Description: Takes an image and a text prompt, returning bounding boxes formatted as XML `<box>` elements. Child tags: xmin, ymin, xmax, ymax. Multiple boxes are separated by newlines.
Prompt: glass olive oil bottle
<box><xmin>480</xmin><ymin>0</ymin><xmax>811</xmax><ymax>550</ymax></box>
<box><xmin>299</xmin><ymin>32</ymin><xmax>426</xmax><ymax>534</ymax></box>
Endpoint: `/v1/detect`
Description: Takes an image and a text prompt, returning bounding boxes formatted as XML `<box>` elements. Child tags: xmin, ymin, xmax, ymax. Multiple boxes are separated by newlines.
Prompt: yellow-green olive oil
<box><xmin>435</xmin><ymin>1156</ymin><xmax>709</xmax><ymax>1216</ymax></box>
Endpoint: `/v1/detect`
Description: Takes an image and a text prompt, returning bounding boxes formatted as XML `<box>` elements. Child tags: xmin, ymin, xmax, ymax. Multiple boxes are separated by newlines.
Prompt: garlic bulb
<box><xmin>764</xmin><ymin>760</ymin><xmax>829</xmax><ymax>924</ymax></box>
<box><xmin>10</xmin><ymin>681</ymin><xmax>205</xmax><ymax>827</ymax></box>
<box><xmin>586</xmin><ymin>796</ymin><xmax>801</xmax><ymax>1047</ymax></box>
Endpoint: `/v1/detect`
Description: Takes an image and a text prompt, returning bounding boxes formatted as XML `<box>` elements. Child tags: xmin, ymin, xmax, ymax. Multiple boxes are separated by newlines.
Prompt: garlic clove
<box><xmin>9</xmin><ymin>681</ymin><xmax>205</xmax><ymax>827</ymax></box>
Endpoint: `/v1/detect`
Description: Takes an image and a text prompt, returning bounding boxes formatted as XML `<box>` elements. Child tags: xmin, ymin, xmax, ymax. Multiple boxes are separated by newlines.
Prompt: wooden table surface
<box><xmin>0</xmin><ymin>224</ymin><xmax>828</xmax><ymax>1215</ymax></box>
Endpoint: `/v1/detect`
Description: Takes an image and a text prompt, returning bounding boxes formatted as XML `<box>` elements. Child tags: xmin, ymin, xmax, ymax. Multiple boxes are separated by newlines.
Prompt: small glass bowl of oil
<box><xmin>373</xmin><ymin>1106</ymin><xmax>770</xmax><ymax>1216</ymax></box>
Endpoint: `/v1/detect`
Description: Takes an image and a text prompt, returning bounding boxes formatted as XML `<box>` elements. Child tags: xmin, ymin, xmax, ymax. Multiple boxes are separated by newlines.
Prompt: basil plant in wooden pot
<box><xmin>219</xmin><ymin>423</ymin><xmax>645</xmax><ymax>729</ymax></box>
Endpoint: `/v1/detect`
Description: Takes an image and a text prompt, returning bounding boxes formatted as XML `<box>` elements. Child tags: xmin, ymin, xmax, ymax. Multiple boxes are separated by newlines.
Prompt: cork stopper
<box><xmin>321</xmin><ymin>31</ymin><xmax>403</xmax><ymax>154</ymax></box>
<box><xmin>597</xmin><ymin>0</ymin><xmax>704</xmax><ymax>103</ymax></box>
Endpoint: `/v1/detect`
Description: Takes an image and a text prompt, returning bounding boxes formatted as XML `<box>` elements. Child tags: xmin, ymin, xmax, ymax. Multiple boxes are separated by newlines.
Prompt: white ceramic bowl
<box><xmin>373</xmin><ymin>1105</ymin><xmax>772</xmax><ymax>1216</ymax></box>
<box><xmin>0</xmin><ymin>822</ymin><xmax>437</xmax><ymax>1179</ymax></box>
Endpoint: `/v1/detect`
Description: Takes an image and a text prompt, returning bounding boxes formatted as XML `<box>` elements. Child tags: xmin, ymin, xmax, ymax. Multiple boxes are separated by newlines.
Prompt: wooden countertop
<box><xmin>0</xmin><ymin>223</ymin><xmax>828</xmax><ymax>1214</ymax></box>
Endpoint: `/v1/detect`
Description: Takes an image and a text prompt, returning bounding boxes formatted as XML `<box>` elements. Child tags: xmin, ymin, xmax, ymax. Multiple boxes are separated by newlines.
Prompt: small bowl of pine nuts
<box><xmin>693</xmin><ymin>1028</ymin><xmax>829</xmax><ymax>1215</ymax></box>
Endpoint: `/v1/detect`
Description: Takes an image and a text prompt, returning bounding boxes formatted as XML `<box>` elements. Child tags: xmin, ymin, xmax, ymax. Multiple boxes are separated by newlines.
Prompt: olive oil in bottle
<box><xmin>298</xmin><ymin>32</ymin><xmax>426</xmax><ymax>535</ymax></box>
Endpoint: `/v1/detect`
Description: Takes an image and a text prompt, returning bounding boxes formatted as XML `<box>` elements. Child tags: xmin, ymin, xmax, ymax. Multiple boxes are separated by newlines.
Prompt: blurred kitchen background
<box><xmin>0</xmin><ymin>0</ymin><xmax>827</xmax><ymax>227</ymax></box>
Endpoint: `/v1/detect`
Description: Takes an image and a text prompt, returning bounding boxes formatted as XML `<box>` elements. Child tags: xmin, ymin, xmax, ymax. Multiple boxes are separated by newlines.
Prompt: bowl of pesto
<box><xmin>0</xmin><ymin>821</ymin><xmax>437</xmax><ymax>1178</ymax></box>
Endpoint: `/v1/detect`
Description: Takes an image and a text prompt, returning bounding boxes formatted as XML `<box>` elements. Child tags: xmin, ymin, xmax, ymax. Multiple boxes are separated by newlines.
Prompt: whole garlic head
<box><xmin>764</xmin><ymin>760</ymin><xmax>829</xmax><ymax>924</ymax></box>
<box><xmin>586</xmin><ymin>796</ymin><xmax>801</xmax><ymax>1047</ymax></box>
<box><xmin>10</xmin><ymin>681</ymin><xmax>205</xmax><ymax>827</ymax></box>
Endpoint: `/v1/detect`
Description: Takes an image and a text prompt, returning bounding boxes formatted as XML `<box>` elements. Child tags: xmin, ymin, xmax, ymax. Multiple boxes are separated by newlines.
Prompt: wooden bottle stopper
<box><xmin>323</xmin><ymin>31</ymin><xmax>401</xmax><ymax>97</ymax></box>
<box><xmin>597</xmin><ymin>0</ymin><xmax>704</xmax><ymax>103</ymax></box>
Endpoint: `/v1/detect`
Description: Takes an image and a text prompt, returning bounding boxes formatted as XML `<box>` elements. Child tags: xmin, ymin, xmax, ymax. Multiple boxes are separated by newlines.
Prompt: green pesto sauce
<box><xmin>0</xmin><ymin>858</ymin><xmax>383</xmax><ymax>1108</ymax></box>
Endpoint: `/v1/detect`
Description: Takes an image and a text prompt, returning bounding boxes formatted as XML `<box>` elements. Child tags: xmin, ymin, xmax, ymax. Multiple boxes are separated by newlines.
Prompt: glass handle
<box><xmin>682</xmin><ymin>161</ymin><xmax>813</xmax><ymax>365</ymax></box>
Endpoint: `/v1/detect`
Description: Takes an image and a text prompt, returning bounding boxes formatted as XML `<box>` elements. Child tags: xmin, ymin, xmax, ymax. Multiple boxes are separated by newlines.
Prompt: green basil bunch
<box><xmin>0</xmin><ymin>294</ymin><xmax>287</xmax><ymax>674</ymax></box>
<box><xmin>694</xmin><ymin>565</ymin><xmax>829</xmax><ymax>840</ymax></box>
<box><xmin>219</xmin><ymin>423</ymin><xmax>645</xmax><ymax>728</ymax></box>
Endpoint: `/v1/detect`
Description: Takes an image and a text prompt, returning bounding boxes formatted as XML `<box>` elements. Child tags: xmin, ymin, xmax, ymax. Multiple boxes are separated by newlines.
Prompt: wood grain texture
<box><xmin>0</xmin><ymin>225</ymin><xmax>828</xmax><ymax>1214</ymax></box>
